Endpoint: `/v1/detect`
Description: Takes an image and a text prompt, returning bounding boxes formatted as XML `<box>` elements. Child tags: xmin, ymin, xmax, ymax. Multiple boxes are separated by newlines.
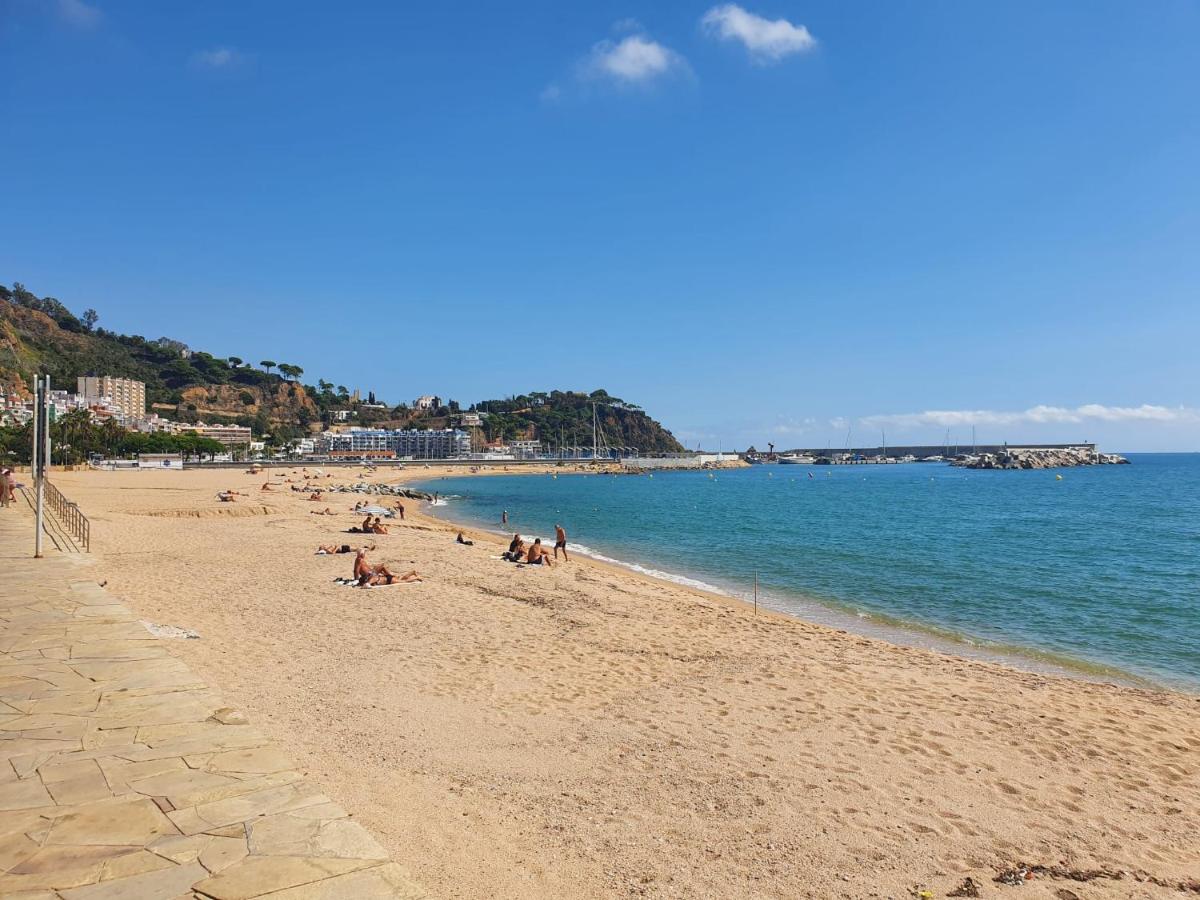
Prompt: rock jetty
<box><xmin>327</xmin><ymin>482</ymin><xmax>436</xmax><ymax>500</ymax></box>
<box><xmin>955</xmin><ymin>448</ymin><xmax>1129</xmax><ymax>470</ymax></box>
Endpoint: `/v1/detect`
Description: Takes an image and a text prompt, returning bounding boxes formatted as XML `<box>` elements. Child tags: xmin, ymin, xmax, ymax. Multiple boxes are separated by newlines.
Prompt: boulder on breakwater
<box><xmin>326</xmin><ymin>482</ymin><xmax>436</xmax><ymax>500</ymax></box>
<box><xmin>955</xmin><ymin>448</ymin><xmax>1129</xmax><ymax>470</ymax></box>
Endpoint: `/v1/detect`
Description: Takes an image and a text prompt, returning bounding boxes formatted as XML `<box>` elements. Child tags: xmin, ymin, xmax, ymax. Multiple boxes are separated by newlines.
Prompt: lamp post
<box><xmin>31</xmin><ymin>375</ymin><xmax>51</xmax><ymax>558</ymax></box>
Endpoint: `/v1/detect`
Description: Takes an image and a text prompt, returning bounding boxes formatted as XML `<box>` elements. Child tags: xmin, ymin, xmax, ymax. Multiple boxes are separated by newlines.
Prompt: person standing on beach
<box><xmin>554</xmin><ymin>524</ymin><xmax>569</xmax><ymax>561</ymax></box>
<box><xmin>395</xmin><ymin>501</ymin><xmax>405</xmax><ymax>520</ymax></box>
<box><xmin>502</xmin><ymin>509</ymin><xmax>508</xmax><ymax>525</ymax></box>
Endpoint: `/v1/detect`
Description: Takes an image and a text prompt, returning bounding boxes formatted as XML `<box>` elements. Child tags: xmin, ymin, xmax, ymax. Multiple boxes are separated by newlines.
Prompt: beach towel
<box><xmin>331</xmin><ymin>576</ymin><xmax>420</xmax><ymax>588</ymax></box>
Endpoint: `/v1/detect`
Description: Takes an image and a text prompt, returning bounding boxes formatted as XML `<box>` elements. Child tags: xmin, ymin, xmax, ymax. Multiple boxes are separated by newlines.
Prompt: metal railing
<box><xmin>44</xmin><ymin>480</ymin><xmax>90</xmax><ymax>552</ymax></box>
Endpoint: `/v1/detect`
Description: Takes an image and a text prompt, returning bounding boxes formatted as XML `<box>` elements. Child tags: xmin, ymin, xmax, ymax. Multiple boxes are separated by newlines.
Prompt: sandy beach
<box><xmin>47</xmin><ymin>465</ymin><xmax>1200</xmax><ymax>899</ymax></box>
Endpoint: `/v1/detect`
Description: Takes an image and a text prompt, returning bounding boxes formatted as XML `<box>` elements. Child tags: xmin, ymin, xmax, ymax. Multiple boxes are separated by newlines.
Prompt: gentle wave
<box><xmin>424</xmin><ymin>500</ymin><xmax>1144</xmax><ymax>687</ymax></box>
<box><xmin>413</xmin><ymin>459</ymin><xmax>1198</xmax><ymax>692</ymax></box>
<box><xmin>569</xmin><ymin>543</ymin><xmax>733</xmax><ymax>595</ymax></box>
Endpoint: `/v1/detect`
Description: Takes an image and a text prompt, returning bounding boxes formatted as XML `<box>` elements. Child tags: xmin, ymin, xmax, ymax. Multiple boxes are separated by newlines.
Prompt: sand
<box><xmin>46</xmin><ymin>465</ymin><xmax>1200</xmax><ymax>899</ymax></box>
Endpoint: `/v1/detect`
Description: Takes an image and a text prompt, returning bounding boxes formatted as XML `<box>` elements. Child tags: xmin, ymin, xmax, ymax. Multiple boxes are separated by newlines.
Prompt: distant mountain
<box><xmin>0</xmin><ymin>282</ymin><xmax>684</xmax><ymax>452</ymax></box>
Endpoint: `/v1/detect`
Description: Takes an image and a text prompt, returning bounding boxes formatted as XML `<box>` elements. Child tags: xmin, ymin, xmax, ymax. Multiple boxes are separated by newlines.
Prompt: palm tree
<box><xmin>260</xmin><ymin>360</ymin><xmax>276</xmax><ymax>375</ymax></box>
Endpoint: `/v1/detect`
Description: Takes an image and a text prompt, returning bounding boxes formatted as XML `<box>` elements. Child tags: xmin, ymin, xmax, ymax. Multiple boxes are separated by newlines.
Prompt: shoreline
<box><xmin>44</xmin><ymin>465</ymin><xmax>1200</xmax><ymax>899</ymax></box>
<box><xmin>409</xmin><ymin>470</ymin><xmax>1175</xmax><ymax>695</ymax></box>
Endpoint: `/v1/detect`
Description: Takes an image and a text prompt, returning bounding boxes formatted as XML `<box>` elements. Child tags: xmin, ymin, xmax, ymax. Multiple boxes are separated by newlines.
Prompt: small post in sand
<box><xmin>753</xmin><ymin>570</ymin><xmax>758</xmax><ymax>615</ymax></box>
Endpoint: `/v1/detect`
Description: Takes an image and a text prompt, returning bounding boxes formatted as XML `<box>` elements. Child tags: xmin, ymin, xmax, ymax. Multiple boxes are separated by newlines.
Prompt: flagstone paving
<box><xmin>0</xmin><ymin>505</ymin><xmax>426</xmax><ymax>899</ymax></box>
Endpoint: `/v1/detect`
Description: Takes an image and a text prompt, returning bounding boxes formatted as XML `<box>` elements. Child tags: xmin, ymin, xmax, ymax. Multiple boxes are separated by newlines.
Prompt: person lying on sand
<box><xmin>322</xmin><ymin>543</ymin><xmax>376</xmax><ymax>555</ymax></box>
<box><xmin>456</xmin><ymin>532</ymin><xmax>474</xmax><ymax>546</ymax></box>
<box><xmin>308</xmin><ymin>492</ymin><xmax>323</xmax><ymax>501</ymax></box>
<box><xmin>526</xmin><ymin>538</ymin><xmax>553</xmax><ymax>567</ymax></box>
<box><xmin>359</xmin><ymin>568</ymin><xmax>420</xmax><ymax>587</ymax></box>
<box><xmin>261</xmin><ymin>482</ymin><xmax>273</xmax><ymax>491</ymax></box>
<box><xmin>352</xmin><ymin>548</ymin><xmax>418</xmax><ymax>586</ymax></box>
<box><xmin>309</xmin><ymin>507</ymin><xmax>336</xmax><ymax>516</ymax></box>
<box><xmin>217</xmin><ymin>491</ymin><xmax>237</xmax><ymax>502</ymax></box>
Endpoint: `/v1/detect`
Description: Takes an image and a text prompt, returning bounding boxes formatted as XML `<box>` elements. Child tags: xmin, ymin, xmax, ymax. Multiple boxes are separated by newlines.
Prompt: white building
<box><xmin>77</xmin><ymin>376</ymin><xmax>146</xmax><ymax>417</ymax></box>
<box><xmin>315</xmin><ymin>427</ymin><xmax>470</xmax><ymax>459</ymax></box>
<box><xmin>413</xmin><ymin>395</ymin><xmax>440</xmax><ymax>411</ymax></box>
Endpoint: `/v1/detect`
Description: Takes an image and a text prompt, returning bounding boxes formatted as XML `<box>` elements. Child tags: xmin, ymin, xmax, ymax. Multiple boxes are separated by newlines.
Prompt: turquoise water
<box><xmin>417</xmin><ymin>454</ymin><xmax>1200</xmax><ymax>691</ymax></box>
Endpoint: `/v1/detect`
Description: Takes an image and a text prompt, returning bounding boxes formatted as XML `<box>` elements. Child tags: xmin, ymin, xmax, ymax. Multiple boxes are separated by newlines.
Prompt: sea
<box><xmin>416</xmin><ymin>454</ymin><xmax>1200</xmax><ymax>692</ymax></box>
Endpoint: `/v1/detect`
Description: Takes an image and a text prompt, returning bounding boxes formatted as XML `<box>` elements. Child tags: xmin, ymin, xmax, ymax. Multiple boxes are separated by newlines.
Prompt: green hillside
<box><xmin>0</xmin><ymin>282</ymin><xmax>683</xmax><ymax>452</ymax></box>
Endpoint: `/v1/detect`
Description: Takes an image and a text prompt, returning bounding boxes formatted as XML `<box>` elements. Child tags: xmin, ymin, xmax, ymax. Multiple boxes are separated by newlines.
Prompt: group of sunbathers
<box><xmin>313</xmin><ymin>543</ymin><xmax>419</xmax><ymax>587</ymax></box>
<box><xmin>349</xmin><ymin>515</ymin><xmax>390</xmax><ymax>534</ymax></box>
<box><xmin>502</xmin><ymin>528</ymin><xmax>567</xmax><ymax>567</ymax></box>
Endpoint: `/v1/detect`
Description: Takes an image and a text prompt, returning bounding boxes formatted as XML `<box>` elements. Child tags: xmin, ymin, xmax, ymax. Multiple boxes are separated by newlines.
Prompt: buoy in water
<box><xmin>1056</xmin><ymin>474</ymin><xmax>1063</xmax><ymax>480</ymax></box>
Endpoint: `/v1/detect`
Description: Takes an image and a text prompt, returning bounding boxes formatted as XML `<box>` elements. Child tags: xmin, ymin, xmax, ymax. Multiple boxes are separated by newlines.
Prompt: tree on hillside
<box><xmin>278</xmin><ymin>363</ymin><xmax>303</xmax><ymax>381</ymax></box>
<box><xmin>228</xmin><ymin>356</ymin><xmax>243</xmax><ymax>368</ymax></box>
<box><xmin>336</xmin><ymin>385</ymin><xmax>349</xmax><ymax>402</ymax></box>
<box><xmin>260</xmin><ymin>360</ymin><xmax>276</xmax><ymax>375</ymax></box>
<box><xmin>82</xmin><ymin>309</ymin><xmax>98</xmax><ymax>331</ymax></box>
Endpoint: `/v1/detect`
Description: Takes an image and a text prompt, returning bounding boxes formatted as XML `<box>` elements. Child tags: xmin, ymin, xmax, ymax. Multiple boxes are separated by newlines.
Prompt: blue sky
<box><xmin>2</xmin><ymin>1</ymin><xmax>1198</xmax><ymax>451</ymax></box>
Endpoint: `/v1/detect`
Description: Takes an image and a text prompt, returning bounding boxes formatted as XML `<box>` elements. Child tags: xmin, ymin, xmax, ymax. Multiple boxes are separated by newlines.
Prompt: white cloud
<box><xmin>585</xmin><ymin>34</ymin><xmax>686</xmax><ymax>84</ymax></box>
<box><xmin>701</xmin><ymin>4</ymin><xmax>816</xmax><ymax>62</ymax></box>
<box><xmin>57</xmin><ymin>0</ymin><xmax>101</xmax><ymax>28</ymax></box>
<box><xmin>859</xmin><ymin>404</ymin><xmax>1200</xmax><ymax>429</ymax></box>
<box><xmin>191</xmin><ymin>47</ymin><xmax>246</xmax><ymax>70</ymax></box>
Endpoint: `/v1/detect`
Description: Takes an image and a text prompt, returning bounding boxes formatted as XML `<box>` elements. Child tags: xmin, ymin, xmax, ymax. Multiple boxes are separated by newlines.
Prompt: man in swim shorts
<box><xmin>554</xmin><ymin>524</ymin><xmax>569</xmax><ymax>561</ymax></box>
<box><xmin>526</xmin><ymin>538</ymin><xmax>553</xmax><ymax>567</ymax></box>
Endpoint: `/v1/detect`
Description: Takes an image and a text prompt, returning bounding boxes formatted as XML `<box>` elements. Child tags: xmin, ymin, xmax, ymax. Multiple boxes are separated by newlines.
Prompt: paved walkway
<box><xmin>0</xmin><ymin>499</ymin><xmax>426</xmax><ymax>899</ymax></box>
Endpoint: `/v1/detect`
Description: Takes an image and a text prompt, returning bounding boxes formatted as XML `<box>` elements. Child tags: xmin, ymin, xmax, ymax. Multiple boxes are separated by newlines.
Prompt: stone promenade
<box><xmin>0</xmin><ymin>501</ymin><xmax>426</xmax><ymax>899</ymax></box>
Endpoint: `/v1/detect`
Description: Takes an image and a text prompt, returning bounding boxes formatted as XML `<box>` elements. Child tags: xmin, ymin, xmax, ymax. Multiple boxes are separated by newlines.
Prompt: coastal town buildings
<box><xmin>77</xmin><ymin>376</ymin><xmax>146</xmax><ymax>417</ymax></box>
<box><xmin>413</xmin><ymin>395</ymin><xmax>440</xmax><ymax>410</ymax></box>
<box><xmin>190</xmin><ymin>423</ymin><xmax>253</xmax><ymax>448</ymax></box>
<box><xmin>316</xmin><ymin>427</ymin><xmax>470</xmax><ymax>459</ymax></box>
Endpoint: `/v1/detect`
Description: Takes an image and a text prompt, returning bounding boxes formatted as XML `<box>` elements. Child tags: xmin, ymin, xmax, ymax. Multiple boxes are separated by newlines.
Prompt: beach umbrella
<box><xmin>356</xmin><ymin>505</ymin><xmax>394</xmax><ymax>516</ymax></box>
